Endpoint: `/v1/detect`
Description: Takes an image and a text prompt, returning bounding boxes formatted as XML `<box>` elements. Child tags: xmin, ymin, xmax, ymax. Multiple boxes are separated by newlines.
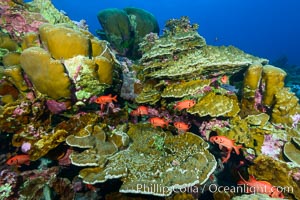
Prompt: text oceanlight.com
<box><xmin>136</xmin><ymin>183</ymin><xmax>293</xmax><ymax>194</ymax></box>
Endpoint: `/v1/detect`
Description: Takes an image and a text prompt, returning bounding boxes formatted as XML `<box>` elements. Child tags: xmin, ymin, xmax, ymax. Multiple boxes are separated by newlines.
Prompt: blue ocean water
<box><xmin>48</xmin><ymin>0</ymin><xmax>300</xmax><ymax>66</ymax></box>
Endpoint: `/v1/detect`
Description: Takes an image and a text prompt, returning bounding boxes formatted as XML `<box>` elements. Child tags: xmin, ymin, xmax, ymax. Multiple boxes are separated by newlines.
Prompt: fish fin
<box><xmin>100</xmin><ymin>104</ymin><xmax>104</xmax><ymax>111</ymax></box>
<box><xmin>218</xmin><ymin>144</ymin><xmax>223</xmax><ymax>150</ymax></box>
<box><xmin>112</xmin><ymin>95</ymin><xmax>118</xmax><ymax>102</ymax></box>
<box><xmin>233</xmin><ymin>145</ymin><xmax>243</xmax><ymax>155</ymax></box>
<box><xmin>222</xmin><ymin>153</ymin><xmax>230</xmax><ymax>163</ymax></box>
<box><xmin>259</xmin><ymin>181</ymin><xmax>272</xmax><ymax>186</ymax></box>
<box><xmin>249</xmin><ymin>175</ymin><xmax>256</xmax><ymax>181</ymax></box>
<box><xmin>222</xmin><ymin>157</ymin><xmax>229</xmax><ymax>163</ymax></box>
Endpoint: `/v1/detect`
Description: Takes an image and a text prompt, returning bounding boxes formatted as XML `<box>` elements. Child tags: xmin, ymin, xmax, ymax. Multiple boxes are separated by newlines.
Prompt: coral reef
<box><xmin>66</xmin><ymin>124</ymin><xmax>128</xmax><ymax>167</ymax></box>
<box><xmin>0</xmin><ymin>0</ymin><xmax>48</xmax><ymax>42</ymax></box>
<box><xmin>271</xmin><ymin>87</ymin><xmax>300</xmax><ymax>125</ymax></box>
<box><xmin>283</xmin><ymin>137</ymin><xmax>300</xmax><ymax>166</ymax></box>
<box><xmin>1</xmin><ymin>1</ymin><xmax>300</xmax><ymax>198</ymax></box>
<box><xmin>19</xmin><ymin>167</ymin><xmax>75</xmax><ymax>199</ymax></box>
<box><xmin>187</xmin><ymin>92</ymin><xmax>240</xmax><ymax>117</ymax></box>
<box><xmin>28</xmin><ymin>113</ymin><xmax>101</xmax><ymax>161</ymax></box>
<box><xmin>29</xmin><ymin>0</ymin><xmax>76</xmax><ymax>27</ymax></box>
<box><xmin>134</xmin><ymin>16</ymin><xmax>267</xmax><ymax>108</ymax></box>
<box><xmin>78</xmin><ymin>123</ymin><xmax>217</xmax><ymax>197</ymax></box>
<box><xmin>17</xmin><ymin>22</ymin><xmax>119</xmax><ymax>101</ymax></box>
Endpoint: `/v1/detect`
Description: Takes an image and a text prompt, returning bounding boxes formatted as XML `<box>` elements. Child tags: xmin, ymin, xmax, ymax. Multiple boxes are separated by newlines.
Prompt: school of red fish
<box><xmin>6</xmin><ymin>93</ymin><xmax>285</xmax><ymax>198</ymax></box>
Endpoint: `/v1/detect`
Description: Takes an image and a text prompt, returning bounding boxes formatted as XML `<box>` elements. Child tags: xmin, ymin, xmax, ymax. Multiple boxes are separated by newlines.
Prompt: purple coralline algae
<box><xmin>0</xmin><ymin>0</ymin><xmax>47</xmax><ymax>41</ymax></box>
<box><xmin>261</xmin><ymin>134</ymin><xmax>285</xmax><ymax>159</ymax></box>
<box><xmin>21</xmin><ymin>142</ymin><xmax>31</xmax><ymax>153</ymax></box>
<box><xmin>46</xmin><ymin>99</ymin><xmax>67</xmax><ymax>114</ymax></box>
<box><xmin>291</xmin><ymin>113</ymin><xmax>300</xmax><ymax>128</ymax></box>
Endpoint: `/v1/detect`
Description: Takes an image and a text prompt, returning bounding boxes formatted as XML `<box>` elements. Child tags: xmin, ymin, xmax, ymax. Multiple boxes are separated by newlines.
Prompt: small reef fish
<box><xmin>237</xmin><ymin>173</ymin><xmax>284</xmax><ymax>198</ymax></box>
<box><xmin>149</xmin><ymin>117</ymin><xmax>169</xmax><ymax>128</ymax></box>
<box><xmin>6</xmin><ymin>154</ymin><xmax>30</xmax><ymax>167</ymax></box>
<box><xmin>86</xmin><ymin>184</ymin><xmax>97</xmax><ymax>192</ymax></box>
<box><xmin>220</xmin><ymin>75</ymin><xmax>229</xmax><ymax>84</ymax></box>
<box><xmin>209</xmin><ymin>136</ymin><xmax>242</xmax><ymax>163</ymax></box>
<box><xmin>174</xmin><ymin>122</ymin><xmax>190</xmax><ymax>133</ymax></box>
<box><xmin>95</xmin><ymin>94</ymin><xmax>117</xmax><ymax>105</ymax></box>
<box><xmin>220</xmin><ymin>84</ymin><xmax>239</xmax><ymax>93</ymax></box>
<box><xmin>130</xmin><ymin>106</ymin><xmax>149</xmax><ymax>116</ymax></box>
<box><xmin>174</xmin><ymin>99</ymin><xmax>196</xmax><ymax>111</ymax></box>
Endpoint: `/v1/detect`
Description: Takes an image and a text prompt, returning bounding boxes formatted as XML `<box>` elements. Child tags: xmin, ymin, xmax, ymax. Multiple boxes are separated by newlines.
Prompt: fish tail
<box><xmin>233</xmin><ymin>145</ymin><xmax>243</xmax><ymax>155</ymax></box>
<box><xmin>112</xmin><ymin>95</ymin><xmax>118</xmax><ymax>102</ymax></box>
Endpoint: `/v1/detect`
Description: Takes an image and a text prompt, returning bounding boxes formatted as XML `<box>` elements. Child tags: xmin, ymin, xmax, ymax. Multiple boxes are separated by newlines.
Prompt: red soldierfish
<box><xmin>209</xmin><ymin>136</ymin><xmax>242</xmax><ymax>163</ymax></box>
<box><xmin>95</xmin><ymin>94</ymin><xmax>117</xmax><ymax>105</ymax></box>
<box><xmin>130</xmin><ymin>106</ymin><xmax>149</xmax><ymax>116</ymax></box>
<box><xmin>220</xmin><ymin>75</ymin><xmax>229</xmax><ymax>84</ymax></box>
<box><xmin>136</xmin><ymin>106</ymin><xmax>149</xmax><ymax>115</ymax></box>
<box><xmin>149</xmin><ymin>117</ymin><xmax>169</xmax><ymax>128</ymax></box>
<box><xmin>174</xmin><ymin>99</ymin><xmax>196</xmax><ymax>111</ymax></box>
<box><xmin>237</xmin><ymin>173</ymin><xmax>284</xmax><ymax>198</ymax></box>
<box><xmin>6</xmin><ymin>154</ymin><xmax>30</xmax><ymax>167</ymax></box>
<box><xmin>174</xmin><ymin>122</ymin><xmax>190</xmax><ymax>133</ymax></box>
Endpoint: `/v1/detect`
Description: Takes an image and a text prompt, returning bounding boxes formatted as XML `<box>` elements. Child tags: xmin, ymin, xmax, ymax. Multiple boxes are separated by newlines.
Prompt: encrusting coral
<box><xmin>134</xmin><ymin>16</ymin><xmax>267</xmax><ymax>108</ymax></box>
<box><xmin>29</xmin><ymin>0</ymin><xmax>76</xmax><ymax>26</ymax></box>
<box><xmin>66</xmin><ymin>124</ymin><xmax>129</xmax><ymax>168</ymax></box>
<box><xmin>76</xmin><ymin>123</ymin><xmax>217</xmax><ymax>197</ymax></box>
<box><xmin>0</xmin><ymin>0</ymin><xmax>48</xmax><ymax>42</ymax></box>
<box><xmin>2</xmin><ymin>65</ymin><xmax>28</xmax><ymax>92</ymax></box>
<box><xmin>161</xmin><ymin>79</ymin><xmax>211</xmax><ymax>98</ymax></box>
<box><xmin>271</xmin><ymin>87</ymin><xmax>300</xmax><ymax>125</ymax></box>
<box><xmin>283</xmin><ymin>137</ymin><xmax>300</xmax><ymax>166</ymax></box>
<box><xmin>27</xmin><ymin>113</ymin><xmax>102</xmax><ymax>161</ymax></box>
<box><xmin>187</xmin><ymin>92</ymin><xmax>240</xmax><ymax>117</ymax></box>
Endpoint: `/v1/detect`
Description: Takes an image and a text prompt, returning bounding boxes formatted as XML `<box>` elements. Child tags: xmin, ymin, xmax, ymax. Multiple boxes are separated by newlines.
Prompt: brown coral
<box><xmin>20</xmin><ymin>47</ymin><xmax>72</xmax><ymax>99</ymax></box>
<box><xmin>77</xmin><ymin>123</ymin><xmax>217</xmax><ymax>197</ymax></box>
<box><xmin>39</xmin><ymin>23</ymin><xmax>91</xmax><ymax>60</ymax></box>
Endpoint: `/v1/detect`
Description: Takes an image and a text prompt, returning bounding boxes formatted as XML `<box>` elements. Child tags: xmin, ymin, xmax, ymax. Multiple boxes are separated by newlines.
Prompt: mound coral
<box><xmin>20</xmin><ymin>47</ymin><xmax>72</xmax><ymax>99</ymax></box>
<box><xmin>97</xmin><ymin>7</ymin><xmax>159</xmax><ymax>58</ymax></box>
